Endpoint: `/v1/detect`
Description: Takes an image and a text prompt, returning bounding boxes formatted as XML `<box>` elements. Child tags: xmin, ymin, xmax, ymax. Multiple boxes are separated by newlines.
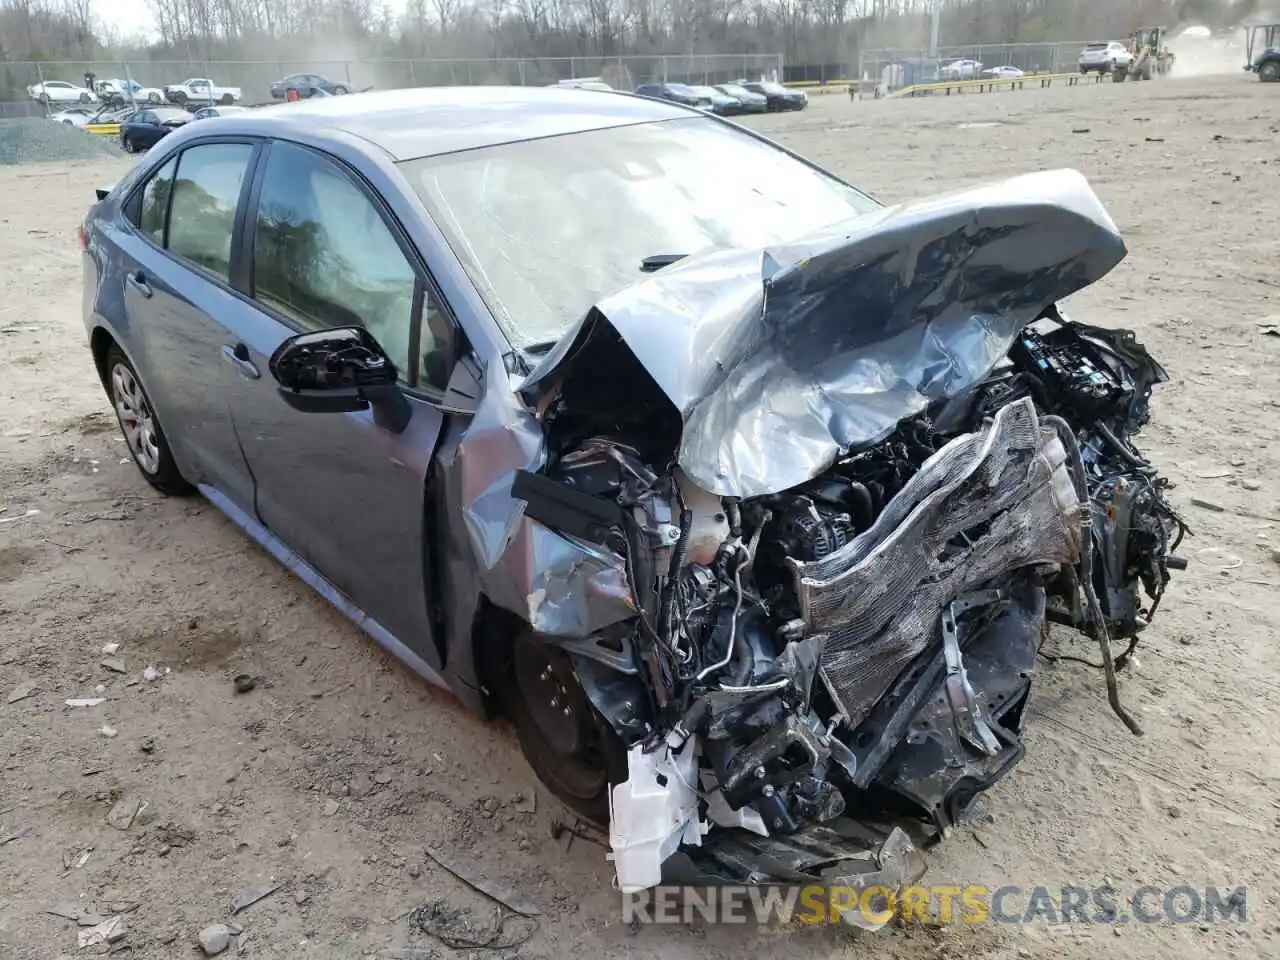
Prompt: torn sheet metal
<box><xmin>449</xmin><ymin>357</ymin><xmax>636</xmax><ymax>636</ymax></box>
<box><xmin>521</xmin><ymin>168</ymin><xmax>1127</xmax><ymax>498</ymax></box>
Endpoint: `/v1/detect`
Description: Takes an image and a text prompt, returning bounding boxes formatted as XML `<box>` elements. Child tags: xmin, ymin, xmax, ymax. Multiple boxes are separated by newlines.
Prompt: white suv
<box><xmin>1079</xmin><ymin>41</ymin><xmax>1133</xmax><ymax>74</ymax></box>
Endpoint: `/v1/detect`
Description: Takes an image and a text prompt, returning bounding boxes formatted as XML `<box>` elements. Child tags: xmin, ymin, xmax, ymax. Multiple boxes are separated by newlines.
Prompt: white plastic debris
<box><xmin>66</xmin><ymin>698</ymin><xmax>106</xmax><ymax>708</ymax></box>
<box><xmin>0</xmin><ymin>508</ymin><xmax>40</xmax><ymax>524</ymax></box>
<box><xmin>142</xmin><ymin>666</ymin><xmax>159</xmax><ymax>682</ymax></box>
<box><xmin>78</xmin><ymin>914</ymin><xmax>126</xmax><ymax>948</ymax></box>
<box><xmin>607</xmin><ymin>736</ymin><xmax>706</xmax><ymax>893</ymax></box>
<box><xmin>102</xmin><ymin>642</ymin><xmax>119</xmax><ymax>655</ymax></box>
<box><xmin>99</xmin><ymin>725</ymin><xmax>118</xmax><ymax>738</ymax></box>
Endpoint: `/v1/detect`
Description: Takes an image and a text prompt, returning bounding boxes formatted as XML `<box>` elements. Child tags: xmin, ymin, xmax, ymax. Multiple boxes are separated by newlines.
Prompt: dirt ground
<box><xmin>3</xmin><ymin>74</ymin><xmax>1280</xmax><ymax>960</ymax></box>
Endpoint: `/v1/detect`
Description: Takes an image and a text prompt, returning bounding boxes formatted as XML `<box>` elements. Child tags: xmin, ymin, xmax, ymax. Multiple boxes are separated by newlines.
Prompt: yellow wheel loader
<box><xmin>1112</xmin><ymin>27</ymin><xmax>1175</xmax><ymax>82</ymax></box>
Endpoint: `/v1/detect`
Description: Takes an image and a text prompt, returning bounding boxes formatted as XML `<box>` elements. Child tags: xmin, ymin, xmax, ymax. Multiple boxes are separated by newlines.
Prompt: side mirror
<box><xmin>268</xmin><ymin>326</ymin><xmax>412</xmax><ymax>433</ymax></box>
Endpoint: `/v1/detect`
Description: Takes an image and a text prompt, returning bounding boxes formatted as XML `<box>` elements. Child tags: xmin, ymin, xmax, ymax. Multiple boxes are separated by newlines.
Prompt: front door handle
<box><xmin>221</xmin><ymin>343</ymin><xmax>260</xmax><ymax>380</ymax></box>
<box><xmin>125</xmin><ymin>270</ymin><xmax>152</xmax><ymax>298</ymax></box>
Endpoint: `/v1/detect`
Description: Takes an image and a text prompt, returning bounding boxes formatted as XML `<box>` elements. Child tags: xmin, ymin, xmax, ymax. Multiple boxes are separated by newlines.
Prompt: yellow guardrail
<box><xmin>84</xmin><ymin>122</ymin><xmax>122</xmax><ymax>136</ymax></box>
<box><xmin>888</xmin><ymin>71</ymin><xmax>1107</xmax><ymax>98</ymax></box>
<box><xmin>784</xmin><ymin>82</ymin><xmax>852</xmax><ymax>96</ymax></box>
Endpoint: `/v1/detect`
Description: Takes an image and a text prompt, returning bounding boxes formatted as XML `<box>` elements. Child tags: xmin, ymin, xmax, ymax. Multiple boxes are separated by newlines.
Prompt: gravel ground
<box><xmin>0</xmin><ymin>118</ymin><xmax>122</xmax><ymax>165</ymax></box>
<box><xmin>2</xmin><ymin>74</ymin><xmax>1280</xmax><ymax>960</ymax></box>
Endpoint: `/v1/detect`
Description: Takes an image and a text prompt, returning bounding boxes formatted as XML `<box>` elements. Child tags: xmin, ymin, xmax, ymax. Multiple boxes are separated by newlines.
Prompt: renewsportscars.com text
<box><xmin>622</xmin><ymin>884</ymin><xmax>1249</xmax><ymax>926</ymax></box>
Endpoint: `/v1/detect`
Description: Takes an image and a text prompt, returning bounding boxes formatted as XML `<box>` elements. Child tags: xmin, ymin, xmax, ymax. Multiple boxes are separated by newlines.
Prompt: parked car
<box><xmin>97</xmin><ymin>78</ymin><xmax>165</xmax><ymax>104</ymax></box>
<box><xmin>713</xmin><ymin>82</ymin><xmax>768</xmax><ymax>112</ymax></box>
<box><xmin>938</xmin><ymin>59</ymin><xmax>984</xmax><ymax>80</ymax></box>
<box><xmin>737</xmin><ymin>79</ymin><xmax>807</xmax><ymax>111</ymax></box>
<box><xmin>192</xmin><ymin>105</ymin><xmax>250</xmax><ymax>120</ymax></box>
<box><xmin>549</xmin><ymin>77</ymin><xmax>613</xmax><ymax>91</ymax></box>
<box><xmin>62</xmin><ymin>103</ymin><xmax>141</xmax><ymax>133</ymax></box>
<box><xmin>269</xmin><ymin>73</ymin><xmax>351</xmax><ymax>99</ymax></box>
<box><xmin>981</xmin><ymin>65</ymin><xmax>1025</xmax><ymax>79</ymax></box>
<box><xmin>633</xmin><ymin>82</ymin><xmax>710</xmax><ymax>108</ymax></box>
<box><xmin>1078</xmin><ymin>41</ymin><xmax>1134</xmax><ymax>73</ymax></box>
<box><xmin>27</xmin><ymin>80</ymin><xmax>96</xmax><ymax>104</ymax></box>
<box><xmin>164</xmin><ymin>78</ymin><xmax>242</xmax><ymax>106</ymax></box>
<box><xmin>50</xmin><ymin>106</ymin><xmax>98</xmax><ymax>126</ymax></box>
<box><xmin>120</xmin><ymin>106</ymin><xmax>191</xmax><ymax>152</ymax></box>
<box><xmin>688</xmin><ymin>84</ymin><xmax>743</xmax><ymax>115</ymax></box>
<box><xmin>78</xmin><ymin>86</ymin><xmax>1181</xmax><ymax>905</ymax></box>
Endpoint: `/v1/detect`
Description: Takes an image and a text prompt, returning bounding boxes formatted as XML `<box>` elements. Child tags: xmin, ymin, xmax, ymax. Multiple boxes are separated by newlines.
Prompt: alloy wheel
<box><xmin>110</xmin><ymin>362</ymin><xmax>161</xmax><ymax>475</ymax></box>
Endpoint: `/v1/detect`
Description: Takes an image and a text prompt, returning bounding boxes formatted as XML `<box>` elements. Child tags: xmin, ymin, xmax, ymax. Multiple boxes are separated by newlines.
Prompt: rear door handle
<box><xmin>125</xmin><ymin>270</ymin><xmax>152</xmax><ymax>298</ymax></box>
<box><xmin>221</xmin><ymin>343</ymin><xmax>260</xmax><ymax>380</ymax></box>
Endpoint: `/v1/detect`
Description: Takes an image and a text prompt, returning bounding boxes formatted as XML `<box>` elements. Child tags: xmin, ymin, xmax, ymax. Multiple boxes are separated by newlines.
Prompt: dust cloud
<box><xmin>1167</xmin><ymin>25</ymin><xmax>1247</xmax><ymax>77</ymax></box>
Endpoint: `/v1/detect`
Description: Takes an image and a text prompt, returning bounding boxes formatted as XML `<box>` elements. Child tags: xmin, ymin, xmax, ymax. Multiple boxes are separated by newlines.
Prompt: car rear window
<box><xmin>1085</xmin><ymin>43</ymin><xmax>1108</xmax><ymax>50</ymax></box>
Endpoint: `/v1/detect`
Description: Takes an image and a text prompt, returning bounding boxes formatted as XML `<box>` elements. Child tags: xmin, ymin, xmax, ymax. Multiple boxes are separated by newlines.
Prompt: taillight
<box><xmin>77</xmin><ymin>224</ymin><xmax>87</xmax><ymax>251</ymax></box>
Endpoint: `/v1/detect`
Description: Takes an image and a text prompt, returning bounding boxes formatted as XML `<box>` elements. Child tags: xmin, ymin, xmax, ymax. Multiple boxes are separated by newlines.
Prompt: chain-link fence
<box><xmin>1</xmin><ymin>53</ymin><xmax>784</xmax><ymax>109</ymax></box>
<box><xmin>857</xmin><ymin>41</ymin><xmax>1090</xmax><ymax>87</ymax></box>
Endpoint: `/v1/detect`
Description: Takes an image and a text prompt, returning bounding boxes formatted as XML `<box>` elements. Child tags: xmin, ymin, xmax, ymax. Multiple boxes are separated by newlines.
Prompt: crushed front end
<box><xmin>447</xmin><ymin>170</ymin><xmax>1185</xmax><ymax>919</ymax></box>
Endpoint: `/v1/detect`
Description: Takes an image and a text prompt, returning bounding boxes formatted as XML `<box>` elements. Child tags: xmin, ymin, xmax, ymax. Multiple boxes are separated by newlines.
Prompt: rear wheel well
<box><xmin>90</xmin><ymin>327</ymin><xmax>118</xmax><ymax>390</ymax></box>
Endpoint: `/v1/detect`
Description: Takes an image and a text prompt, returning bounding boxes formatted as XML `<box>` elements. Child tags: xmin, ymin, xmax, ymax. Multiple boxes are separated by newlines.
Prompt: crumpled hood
<box><xmin>520</xmin><ymin>168</ymin><xmax>1126</xmax><ymax>498</ymax></box>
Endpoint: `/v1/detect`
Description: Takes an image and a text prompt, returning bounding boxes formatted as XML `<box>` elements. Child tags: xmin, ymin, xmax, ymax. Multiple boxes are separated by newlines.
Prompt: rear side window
<box><xmin>166</xmin><ymin>143</ymin><xmax>253</xmax><ymax>281</ymax></box>
<box><xmin>136</xmin><ymin>155</ymin><xmax>176</xmax><ymax>244</ymax></box>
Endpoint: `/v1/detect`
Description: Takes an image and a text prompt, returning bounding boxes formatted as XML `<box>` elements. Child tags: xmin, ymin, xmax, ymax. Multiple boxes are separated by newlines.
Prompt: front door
<box><xmin>220</xmin><ymin>140</ymin><xmax>461</xmax><ymax>667</ymax></box>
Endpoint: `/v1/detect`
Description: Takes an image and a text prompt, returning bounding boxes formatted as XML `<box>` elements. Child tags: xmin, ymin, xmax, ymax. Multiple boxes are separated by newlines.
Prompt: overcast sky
<box><xmin>94</xmin><ymin>0</ymin><xmax>407</xmax><ymax>40</ymax></box>
<box><xmin>96</xmin><ymin>0</ymin><xmax>157</xmax><ymax>39</ymax></box>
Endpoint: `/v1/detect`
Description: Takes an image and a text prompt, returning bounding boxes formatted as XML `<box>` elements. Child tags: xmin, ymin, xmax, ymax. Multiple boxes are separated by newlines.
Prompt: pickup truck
<box><xmin>163</xmin><ymin>78</ymin><xmax>243</xmax><ymax>106</ymax></box>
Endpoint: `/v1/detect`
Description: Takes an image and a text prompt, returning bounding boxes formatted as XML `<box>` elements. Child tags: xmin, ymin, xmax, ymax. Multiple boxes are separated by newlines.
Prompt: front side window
<box><xmin>166</xmin><ymin>143</ymin><xmax>253</xmax><ymax>281</ymax></box>
<box><xmin>403</xmin><ymin>117</ymin><xmax>879</xmax><ymax>350</ymax></box>
<box><xmin>250</xmin><ymin>141</ymin><xmax>439</xmax><ymax>384</ymax></box>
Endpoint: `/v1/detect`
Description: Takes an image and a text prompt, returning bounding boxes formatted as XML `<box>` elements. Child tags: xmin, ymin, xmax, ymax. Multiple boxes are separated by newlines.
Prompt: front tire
<box><xmin>332</xmin><ymin>85</ymin><xmax>348</xmax><ymax>95</ymax></box>
<box><xmin>507</xmin><ymin>640</ymin><xmax>626</xmax><ymax>826</ymax></box>
<box><xmin>219</xmin><ymin>93</ymin><xmax>233</xmax><ymax>105</ymax></box>
<box><xmin>79</xmin><ymin>91</ymin><xmax>91</xmax><ymax>103</ymax></box>
<box><xmin>170</xmin><ymin>90</ymin><xmax>187</xmax><ymax>105</ymax></box>
<box><xmin>1261</xmin><ymin>61</ymin><xmax>1280</xmax><ymax>82</ymax></box>
<box><xmin>105</xmin><ymin>346</ymin><xmax>190</xmax><ymax>495</ymax></box>
<box><xmin>122</xmin><ymin>135</ymin><xmax>135</xmax><ymax>153</ymax></box>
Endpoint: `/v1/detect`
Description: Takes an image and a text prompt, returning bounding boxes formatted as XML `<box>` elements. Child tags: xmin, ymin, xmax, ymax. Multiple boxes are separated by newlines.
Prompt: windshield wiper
<box><xmin>640</xmin><ymin>253</ymin><xmax>687</xmax><ymax>273</ymax></box>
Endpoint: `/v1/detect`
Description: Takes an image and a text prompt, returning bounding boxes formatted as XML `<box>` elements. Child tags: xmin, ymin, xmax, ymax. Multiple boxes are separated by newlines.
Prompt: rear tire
<box><xmin>1261</xmin><ymin>62</ymin><xmax>1280</xmax><ymax>82</ymax></box>
<box><xmin>332</xmin><ymin>85</ymin><xmax>348</xmax><ymax>95</ymax></box>
<box><xmin>219</xmin><ymin>93</ymin><xmax>233</xmax><ymax>105</ymax></box>
<box><xmin>506</xmin><ymin>639</ymin><xmax>627</xmax><ymax>827</ymax></box>
<box><xmin>148</xmin><ymin>91</ymin><xmax>161</xmax><ymax>103</ymax></box>
<box><xmin>104</xmin><ymin>346</ymin><xmax>191</xmax><ymax>496</ymax></box>
<box><xmin>170</xmin><ymin>90</ymin><xmax>187</xmax><ymax>105</ymax></box>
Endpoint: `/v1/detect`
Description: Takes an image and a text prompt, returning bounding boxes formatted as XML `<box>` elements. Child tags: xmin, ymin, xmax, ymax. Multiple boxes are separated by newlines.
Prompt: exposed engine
<box><xmin>512</xmin><ymin>308</ymin><xmax>1184</xmax><ymax>905</ymax></box>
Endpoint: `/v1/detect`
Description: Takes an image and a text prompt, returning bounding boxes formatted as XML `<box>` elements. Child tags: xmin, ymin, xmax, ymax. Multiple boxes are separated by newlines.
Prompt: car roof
<box><xmin>198</xmin><ymin>85</ymin><xmax>696</xmax><ymax>161</ymax></box>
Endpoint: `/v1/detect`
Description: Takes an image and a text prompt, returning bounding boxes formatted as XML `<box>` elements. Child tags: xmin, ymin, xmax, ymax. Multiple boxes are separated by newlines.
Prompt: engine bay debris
<box><xmin>447</xmin><ymin>169</ymin><xmax>1186</xmax><ymax>908</ymax></box>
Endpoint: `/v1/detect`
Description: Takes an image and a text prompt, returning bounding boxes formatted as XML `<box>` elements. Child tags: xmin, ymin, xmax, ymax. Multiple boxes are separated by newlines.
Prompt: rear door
<box><xmin>216</xmin><ymin>139</ymin><xmax>466</xmax><ymax>668</ymax></box>
<box><xmin>111</xmin><ymin>140</ymin><xmax>261</xmax><ymax>513</ymax></box>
